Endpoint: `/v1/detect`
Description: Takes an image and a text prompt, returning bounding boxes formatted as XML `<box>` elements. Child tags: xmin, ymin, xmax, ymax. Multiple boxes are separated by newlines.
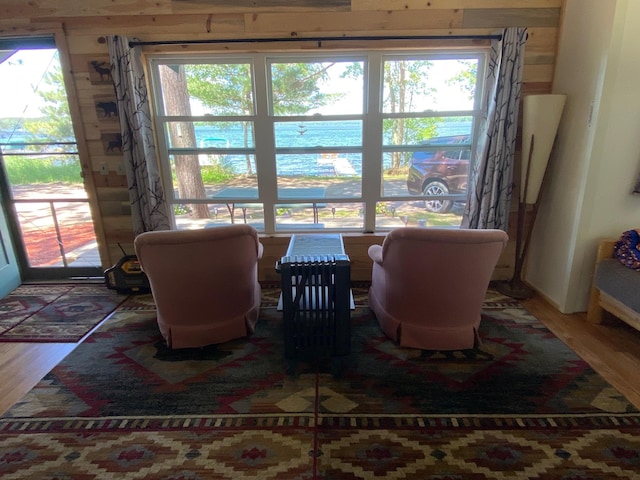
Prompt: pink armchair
<box><xmin>134</xmin><ymin>225</ymin><xmax>263</xmax><ymax>349</ymax></box>
<box><xmin>368</xmin><ymin>227</ymin><xmax>508</xmax><ymax>350</ymax></box>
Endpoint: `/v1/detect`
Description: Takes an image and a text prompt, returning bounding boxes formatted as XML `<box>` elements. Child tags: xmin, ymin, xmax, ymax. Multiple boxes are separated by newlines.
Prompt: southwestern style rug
<box><xmin>1</xmin><ymin>288</ymin><xmax>639</xmax><ymax>479</ymax></box>
<box><xmin>0</xmin><ymin>283</ymin><xmax>125</xmax><ymax>342</ymax></box>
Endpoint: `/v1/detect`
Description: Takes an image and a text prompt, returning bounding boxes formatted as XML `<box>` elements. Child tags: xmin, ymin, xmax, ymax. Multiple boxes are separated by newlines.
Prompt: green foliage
<box><xmin>402</xmin><ymin>117</ymin><xmax>438</xmax><ymax>144</ymax></box>
<box><xmin>200</xmin><ymin>164</ymin><xmax>235</xmax><ymax>184</ymax></box>
<box><xmin>186</xmin><ymin>63</ymin><xmax>254</xmax><ymax>116</ymax></box>
<box><xmin>372</xmin><ymin>59</ymin><xmax>436</xmax><ymax>171</ymax></box>
<box><xmin>346</xmin><ymin>58</ymin><xmax>476</xmax><ymax>172</ymax></box>
<box><xmin>174</xmin><ymin>204</ymin><xmax>192</xmax><ymax>216</ymax></box>
<box><xmin>375</xmin><ymin>202</ymin><xmax>388</xmax><ymax>215</ymax></box>
<box><xmin>21</xmin><ymin>52</ymin><xmax>75</xmax><ymax>142</ymax></box>
<box><xmin>170</xmin><ymin>163</ymin><xmax>235</xmax><ymax>185</ymax></box>
<box><xmin>383</xmin><ymin>117</ymin><xmax>439</xmax><ymax>170</ymax></box>
<box><xmin>446</xmin><ymin>60</ymin><xmax>478</xmax><ymax>101</ymax></box>
<box><xmin>4</xmin><ymin>156</ymin><xmax>81</xmax><ymax>184</ymax></box>
<box><xmin>385</xmin><ymin>60</ymin><xmax>433</xmax><ymax>171</ymax></box>
<box><xmin>183</xmin><ymin>61</ymin><xmax>341</xmax><ymax>178</ymax></box>
<box><xmin>383</xmin><ymin>60</ymin><xmax>435</xmax><ymax>113</ymax></box>
<box><xmin>184</xmin><ymin>62</ymin><xmax>337</xmax><ymax>119</ymax></box>
<box><xmin>184</xmin><ymin>61</ymin><xmax>345</xmax><ymax>179</ymax></box>
<box><xmin>427</xmin><ymin>213</ymin><xmax>462</xmax><ymax>226</ymax></box>
<box><xmin>0</xmin><ymin>118</ymin><xmax>23</xmax><ymax>132</ymax></box>
<box><xmin>270</xmin><ymin>62</ymin><xmax>336</xmax><ymax>115</ymax></box>
<box><xmin>394</xmin><ymin>211</ymin><xmax>462</xmax><ymax>227</ymax></box>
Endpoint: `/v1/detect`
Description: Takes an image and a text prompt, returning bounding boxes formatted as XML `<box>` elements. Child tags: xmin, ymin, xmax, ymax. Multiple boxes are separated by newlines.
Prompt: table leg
<box><xmin>224</xmin><ymin>203</ymin><xmax>236</xmax><ymax>224</ymax></box>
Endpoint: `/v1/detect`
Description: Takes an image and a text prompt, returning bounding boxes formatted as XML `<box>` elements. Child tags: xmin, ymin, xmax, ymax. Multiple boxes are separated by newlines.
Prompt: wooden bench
<box><xmin>587</xmin><ymin>239</ymin><xmax>640</xmax><ymax>331</ymax></box>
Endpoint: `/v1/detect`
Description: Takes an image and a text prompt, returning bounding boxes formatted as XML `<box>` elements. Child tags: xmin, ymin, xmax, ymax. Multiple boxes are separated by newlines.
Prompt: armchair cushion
<box><xmin>368</xmin><ymin>227</ymin><xmax>508</xmax><ymax>351</ymax></box>
<box><xmin>134</xmin><ymin>225</ymin><xmax>263</xmax><ymax>349</ymax></box>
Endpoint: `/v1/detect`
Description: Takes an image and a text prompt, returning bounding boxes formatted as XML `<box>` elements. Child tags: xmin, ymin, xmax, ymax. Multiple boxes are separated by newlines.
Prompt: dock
<box><xmin>317</xmin><ymin>155</ymin><xmax>357</xmax><ymax>176</ymax></box>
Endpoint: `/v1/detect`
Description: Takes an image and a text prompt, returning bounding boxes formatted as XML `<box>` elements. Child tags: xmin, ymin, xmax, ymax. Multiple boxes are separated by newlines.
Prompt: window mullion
<box><xmin>362</xmin><ymin>52</ymin><xmax>382</xmax><ymax>232</ymax></box>
<box><xmin>252</xmin><ymin>53</ymin><xmax>277</xmax><ymax>233</ymax></box>
<box><xmin>148</xmin><ymin>62</ymin><xmax>178</xmax><ymax>227</ymax></box>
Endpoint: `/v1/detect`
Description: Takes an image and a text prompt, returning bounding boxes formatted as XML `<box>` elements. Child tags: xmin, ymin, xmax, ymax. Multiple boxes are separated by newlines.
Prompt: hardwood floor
<box><xmin>522</xmin><ymin>295</ymin><xmax>640</xmax><ymax>410</ymax></box>
<box><xmin>0</xmin><ymin>342</ymin><xmax>76</xmax><ymax>415</ymax></box>
<box><xmin>1</xmin><ymin>294</ymin><xmax>640</xmax><ymax>416</ymax></box>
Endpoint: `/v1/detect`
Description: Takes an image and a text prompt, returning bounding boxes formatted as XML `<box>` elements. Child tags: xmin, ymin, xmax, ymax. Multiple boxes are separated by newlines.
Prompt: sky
<box><xmin>190</xmin><ymin>58</ymin><xmax>475</xmax><ymax>116</ymax></box>
<box><xmin>1</xmin><ymin>50</ymin><xmax>475</xmax><ymax>124</ymax></box>
<box><xmin>0</xmin><ymin>49</ymin><xmax>58</xmax><ymax>121</ymax></box>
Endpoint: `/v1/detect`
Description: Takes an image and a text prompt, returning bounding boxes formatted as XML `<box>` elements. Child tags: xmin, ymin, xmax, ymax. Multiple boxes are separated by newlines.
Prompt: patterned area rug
<box><xmin>1</xmin><ymin>288</ymin><xmax>639</xmax><ymax>478</ymax></box>
<box><xmin>0</xmin><ymin>284</ymin><xmax>126</xmax><ymax>342</ymax></box>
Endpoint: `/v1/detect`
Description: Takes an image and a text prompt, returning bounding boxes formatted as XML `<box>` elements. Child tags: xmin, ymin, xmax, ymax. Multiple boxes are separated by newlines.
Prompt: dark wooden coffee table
<box><xmin>277</xmin><ymin>234</ymin><xmax>354</xmax><ymax>309</ymax></box>
<box><xmin>277</xmin><ymin>234</ymin><xmax>352</xmax><ymax>375</ymax></box>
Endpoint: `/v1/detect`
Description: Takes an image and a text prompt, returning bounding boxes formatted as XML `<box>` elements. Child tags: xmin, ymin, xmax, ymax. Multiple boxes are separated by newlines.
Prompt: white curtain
<box><xmin>107</xmin><ymin>35</ymin><xmax>171</xmax><ymax>235</ymax></box>
<box><xmin>462</xmin><ymin>27</ymin><xmax>527</xmax><ymax>231</ymax></box>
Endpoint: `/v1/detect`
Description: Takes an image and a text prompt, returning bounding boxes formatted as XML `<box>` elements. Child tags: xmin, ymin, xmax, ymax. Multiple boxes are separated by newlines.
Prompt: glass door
<box><xmin>0</xmin><ymin>194</ymin><xmax>20</xmax><ymax>296</ymax></box>
<box><xmin>0</xmin><ymin>39</ymin><xmax>102</xmax><ymax>280</ymax></box>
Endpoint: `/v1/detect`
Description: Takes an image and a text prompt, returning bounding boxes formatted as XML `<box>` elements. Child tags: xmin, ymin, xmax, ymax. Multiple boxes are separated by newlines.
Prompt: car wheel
<box><xmin>422</xmin><ymin>180</ymin><xmax>453</xmax><ymax>213</ymax></box>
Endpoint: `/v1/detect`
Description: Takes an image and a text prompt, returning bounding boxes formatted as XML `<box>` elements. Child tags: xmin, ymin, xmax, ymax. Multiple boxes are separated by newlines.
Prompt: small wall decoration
<box><xmin>88</xmin><ymin>58</ymin><xmax>113</xmax><ymax>85</ymax></box>
<box><xmin>94</xmin><ymin>95</ymin><xmax>119</xmax><ymax>122</ymax></box>
<box><xmin>101</xmin><ymin>133</ymin><xmax>123</xmax><ymax>155</ymax></box>
<box><xmin>634</xmin><ymin>171</ymin><xmax>640</xmax><ymax>194</ymax></box>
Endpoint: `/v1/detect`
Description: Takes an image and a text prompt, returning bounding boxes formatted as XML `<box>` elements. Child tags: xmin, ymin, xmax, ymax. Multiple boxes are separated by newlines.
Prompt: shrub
<box><xmin>4</xmin><ymin>155</ymin><xmax>81</xmax><ymax>184</ymax></box>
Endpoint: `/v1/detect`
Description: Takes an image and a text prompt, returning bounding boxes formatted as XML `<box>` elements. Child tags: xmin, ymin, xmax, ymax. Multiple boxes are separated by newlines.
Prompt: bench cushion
<box><xmin>595</xmin><ymin>258</ymin><xmax>640</xmax><ymax>313</ymax></box>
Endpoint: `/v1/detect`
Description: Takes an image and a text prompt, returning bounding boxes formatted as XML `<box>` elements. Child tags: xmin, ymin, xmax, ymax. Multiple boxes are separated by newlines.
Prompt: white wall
<box><xmin>526</xmin><ymin>0</ymin><xmax>640</xmax><ymax>313</ymax></box>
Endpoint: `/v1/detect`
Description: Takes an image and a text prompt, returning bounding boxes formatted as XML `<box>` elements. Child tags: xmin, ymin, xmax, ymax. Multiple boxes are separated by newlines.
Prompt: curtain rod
<box><xmin>129</xmin><ymin>34</ymin><xmax>501</xmax><ymax>48</ymax></box>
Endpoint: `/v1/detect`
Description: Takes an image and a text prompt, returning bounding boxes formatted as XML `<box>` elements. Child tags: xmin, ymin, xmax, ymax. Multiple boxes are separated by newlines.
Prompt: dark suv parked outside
<box><xmin>406</xmin><ymin>134</ymin><xmax>470</xmax><ymax>213</ymax></box>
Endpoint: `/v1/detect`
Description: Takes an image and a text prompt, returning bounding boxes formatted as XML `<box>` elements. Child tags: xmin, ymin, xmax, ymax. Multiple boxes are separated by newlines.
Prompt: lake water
<box><xmin>1</xmin><ymin>119</ymin><xmax>472</xmax><ymax>176</ymax></box>
<box><xmin>195</xmin><ymin>119</ymin><xmax>472</xmax><ymax>176</ymax></box>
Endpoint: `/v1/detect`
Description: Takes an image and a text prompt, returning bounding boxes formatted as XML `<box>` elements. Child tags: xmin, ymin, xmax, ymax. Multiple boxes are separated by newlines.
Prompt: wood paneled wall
<box><xmin>0</xmin><ymin>0</ymin><xmax>563</xmax><ymax>281</ymax></box>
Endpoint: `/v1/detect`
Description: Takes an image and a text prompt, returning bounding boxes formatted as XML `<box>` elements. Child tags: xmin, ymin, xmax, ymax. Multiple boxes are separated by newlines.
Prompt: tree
<box><xmin>186</xmin><ymin>63</ymin><xmax>254</xmax><ymax>175</ymax></box>
<box><xmin>185</xmin><ymin>62</ymin><xmax>338</xmax><ymax>174</ymax></box>
<box><xmin>344</xmin><ymin>59</ymin><xmax>439</xmax><ymax>173</ymax></box>
<box><xmin>270</xmin><ymin>62</ymin><xmax>339</xmax><ymax>115</ymax></box>
<box><xmin>21</xmin><ymin>54</ymin><xmax>74</xmax><ymax>142</ymax></box>
<box><xmin>446</xmin><ymin>60</ymin><xmax>477</xmax><ymax>102</ymax></box>
<box><xmin>159</xmin><ymin>65</ymin><xmax>209</xmax><ymax>219</ymax></box>
<box><xmin>383</xmin><ymin>60</ymin><xmax>438</xmax><ymax>173</ymax></box>
<box><xmin>16</xmin><ymin>52</ymin><xmax>81</xmax><ymax>183</ymax></box>
<box><xmin>0</xmin><ymin>118</ymin><xmax>27</xmax><ymax>135</ymax></box>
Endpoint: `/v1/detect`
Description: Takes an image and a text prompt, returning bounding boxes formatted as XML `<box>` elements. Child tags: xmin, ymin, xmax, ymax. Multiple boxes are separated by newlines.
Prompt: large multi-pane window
<box><xmin>149</xmin><ymin>50</ymin><xmax>485</xmax><ymax>232</ymax></box>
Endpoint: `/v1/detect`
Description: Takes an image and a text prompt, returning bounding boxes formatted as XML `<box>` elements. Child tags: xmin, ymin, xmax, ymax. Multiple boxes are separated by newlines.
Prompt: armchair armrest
<box><xmin>368</xmin><ymin>244</ymin><xmax>383</xmax><ymax>265</ymax></box>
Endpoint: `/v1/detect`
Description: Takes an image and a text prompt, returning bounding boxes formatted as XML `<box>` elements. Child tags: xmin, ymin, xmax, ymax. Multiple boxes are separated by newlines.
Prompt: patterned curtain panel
<box><xmin>462</xmin><ymin>27</ymin><xmax>527</xmax><ymax>231</ymax></box>
<box><xmin>107</xmin><ymin>36</ymin><xmax>171</xmax><ymax>235</ymax></box>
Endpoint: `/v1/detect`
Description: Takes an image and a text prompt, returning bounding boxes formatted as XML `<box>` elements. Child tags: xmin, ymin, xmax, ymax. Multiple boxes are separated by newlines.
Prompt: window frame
<box><xmin>148</xmin><ymin>48</ymin><xmax>488</xmax><ymax>233</ymax></box>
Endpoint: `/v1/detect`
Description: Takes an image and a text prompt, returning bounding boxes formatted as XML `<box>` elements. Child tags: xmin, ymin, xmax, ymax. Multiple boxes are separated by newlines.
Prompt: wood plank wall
<box><xmin>0</xmin><ymin>0</ymin><xmax>563</xmax><ymax>281</ymax></box>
